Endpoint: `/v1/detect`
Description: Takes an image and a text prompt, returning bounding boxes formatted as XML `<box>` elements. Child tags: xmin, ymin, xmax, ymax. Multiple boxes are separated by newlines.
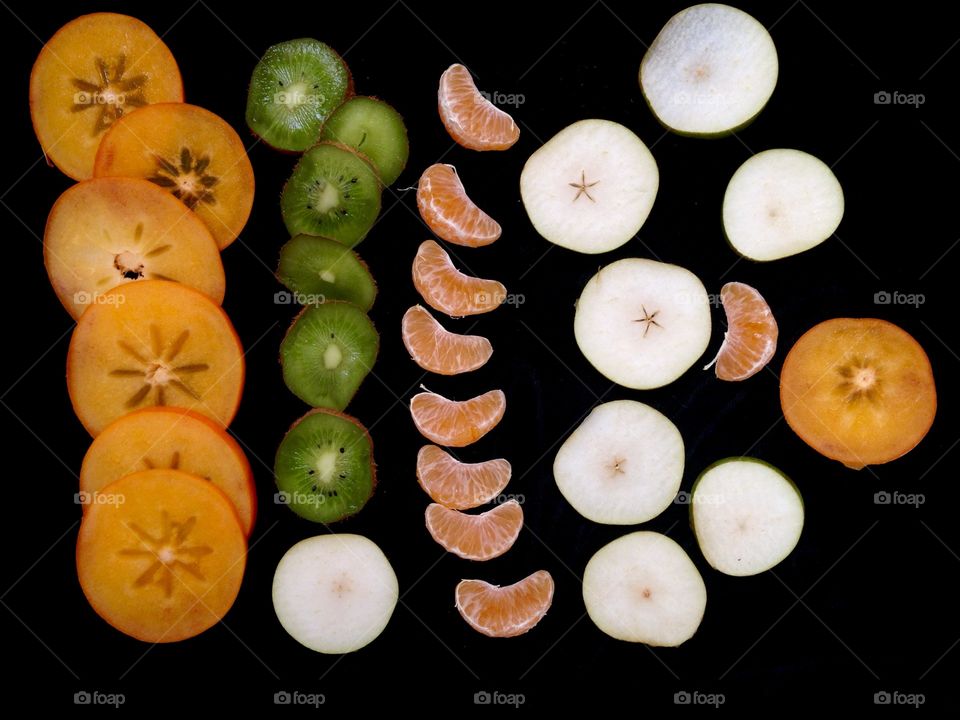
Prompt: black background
<box><xmin>2</xmin><ymin>0</ymin><xmax>958</xmax><ymax>711</ymax></box>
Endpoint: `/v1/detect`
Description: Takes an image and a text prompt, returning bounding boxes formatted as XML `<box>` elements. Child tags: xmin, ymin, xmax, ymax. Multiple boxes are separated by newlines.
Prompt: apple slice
<box><xmin>553</xmin><ymin>400</ymin><xmax>684</xmax><ymax>524</ymax></box>
<box><xmin>691</xmin><ymin>458</ymin><xmax>804</xmax><ymax>576</ymax></box>
<box><xmin>519</xmin><ymin>119</ymin><xmax>659</xmax><ymax>254</ymax></box>
<box><xmin>583</xmin><ymin>531</ymin><xmax>706</xmax><ymax>647</ymax></box>
<box><xmin>640</xmin><ymin>4</ymin><xmax>778</xmax><ymax>136</ymax></box>
<box><xmin>574</xmin><ymin>258</ymin><xmax>711</xmax><ymax>389</ymax></box>
<box><xmin>723</xmin><ymin>149</ymin><xmax>844</xmax><ymax>261</ymax></box>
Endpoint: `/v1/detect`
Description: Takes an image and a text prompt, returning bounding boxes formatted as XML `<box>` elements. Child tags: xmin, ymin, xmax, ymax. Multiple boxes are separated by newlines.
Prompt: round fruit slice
<box><xmin>401</xmin><ymin>305</ymin><xmax>493</xmax><ymax>375</ymax></box>
<box><xmin>520</xmin><ymin>119</ymin><xmax>659</xmax><ymax>254</ymax></box>
<box><xmin>640</xmin><ymin>4</ymin><xmax>778</xmax><ymax>136</ymax></box>
<box><xmin>79</xmin><ymin>407</ymin><xmax>256</xmax><ymax>536</ymax></box>
<box><xmin>412</xmin><ymin>240</ymin><xmax>506</xmax><ymax>317</ymax></box>
<box><xmin>456</xmin><ymin>570</ymin><xmax>554</xmax><ymax>638</ymax></box>
<box><xmin>94</xmin><ymin>103</ymin><xmax>255</xmax><ymax>249</ymax></box>
<box><xmin>780</xmin><ymin>318</ymin><xmax>936</xmax><ymax>469</ymax></box>
<box><xmin>574</xmin><ymin>258</ymin><xmax>711</xmax><ymax>389</ymax></box>
<box><xmin>438</xmin><ymin>64</ymin><xmax>519</xmax><ymax>151</ymax></box>
<box><xmin>417</xmin><ymin>164</ymin><xmax>501</xmax><ymax>247</ymax></box>
<box><xmin>273</xmin><ymin>534</ymin><xmax>397</xmax><ymax>653</ymax></box>
<box><xmin>319</xmin><ymin>96</ymin><xmax>408</xmax><ymax>186</ymax></box>
<box><xmin>416</xmin><ymin>445</ymin><xmax>511</xmax><ymax>510</ymax></box>
<box><xmin>691</xmin><ymin>458</ymin><xmax>803</xmax><ymax>576</ymax></box>
<box><xmin>76</xmin><ymin>469</ymin><xmax>246</xmax><ymax>642</ymax></box>
<box><xmin>583</xmin><ymin>531</ymin><xmax>706</xmax><ymax>647</ymax></box>
<box><xmin>723</xmin><ymin>149</ymin><xmax>844</xmax><ymax>261</ymax></box>
<box><xmin>246</xmin><ymin>38</ymin><xmax>353</xmax><ymax>152</ymax></box>
<box><xmin>45</xmin><ymin>177</ymin><xmax>225</xmax><ymax>319</ymax></box>
<box><xmin>280</xmin><ymin>302</ymin><xmax>379</xmax><ymax>410</ymax></box>
<box><xmin>425</xmin><ymin>500</ymin><xmax>523</xmax><ymax>561</ymax></box>
<box><xmin>553</xmin><ymin>400</ymin><xmax>684</xmax><ymax>525</ymax></box>
<box><xmin>704</xmin><ymin>282</ymin><xmax>778</xmax><ymax>381</ymax></box>
<box><xmin>277</xmin><ymin>234</ymin><xmax>377</xmax><ymax>311</ymax></box>
<box><xmin>410</xmin><ymin>388</ymin><xmax>505</xmax><ymax>447</ymax></box>
<box><xmin>274</xmin><ymin>409</ymin><xmax>376</xmax><ymax>523</ymax></box>
<box><xmin>67</xmin><ymin>280</ymin><xmax>245</xmax><ymax>436</ymax></box>
<box><xmin>281</xmin><ymin>142</ymin><xmax>382</xmax><ymax>247</ymax></box>
<box><xmin>29</xmin><ymin>13</ymin><xmax>184</xmax><ymax>180</ymax></box>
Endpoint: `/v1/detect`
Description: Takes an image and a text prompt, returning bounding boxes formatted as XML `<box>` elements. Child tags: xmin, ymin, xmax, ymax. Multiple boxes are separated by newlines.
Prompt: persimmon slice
<box><xmin>76</xmin><ymin>468</ymin><xmax>246</xmax><ymax>642</ymax></box>
<box><xmin>29</xmin><ymin>13</ymin><xmax>183</xmax><ymax>180</ymax></box>
<box><xmin>67</xmin><ymin>280</ymin><xmax>245</xmax><ymax>436</ymax></box>
<box><xmin>94</xmin><ymin>103</ymin><xmax>255</xmax><ymax>249</ymax></box>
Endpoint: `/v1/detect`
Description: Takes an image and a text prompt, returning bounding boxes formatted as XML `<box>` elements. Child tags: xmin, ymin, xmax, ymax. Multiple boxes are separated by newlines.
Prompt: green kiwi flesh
<box><xmin>277</xmin><ymin>234</ymin><xmax>377</xmax><ymax>311</ymax></box>
<box><xmin>319</xmin><ymin>96</ymin><xmax>409</xmax><ymax>186</ymax></box>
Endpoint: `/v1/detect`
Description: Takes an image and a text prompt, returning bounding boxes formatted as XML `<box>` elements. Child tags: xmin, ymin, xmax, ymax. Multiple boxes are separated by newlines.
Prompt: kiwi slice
<box><xmin>281</xmin><ymin>142</ymin><xmax>382</xmax><ymax>247</ymax></box>
<box><xmin>246</xmin><ymin>38</ymin><xmax>352</xmax><ymax>152</ymax></box>
<box><xmin>274</xmin><ymin>408</ymin><xmax>376</xmax><ymax>523</ymax></box>
<box><xmin>281</xmin><ymin>301</ymin><xmax>379</xmax><ymax>410</ymax></box>
<box><xmin>319</xmin><ymin>97</ymin><xmax>409</xmax><ymax>186</ymax></box>
<box><xmin>277</xmin><ymin>234</ymin><xmax>377</xmax><ymax>311</ymax></box>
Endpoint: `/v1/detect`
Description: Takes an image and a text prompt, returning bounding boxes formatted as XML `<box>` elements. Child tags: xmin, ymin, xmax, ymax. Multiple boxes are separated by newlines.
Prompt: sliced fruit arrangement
<box><xmin>30</xmin><ymin>13</ymin><xmax>184</xmax><ymax>180</ymax></box>
<box><xmin>277</xmin><ymin>234</ymin><xmax>377</xmax><ymax>311</ymax></box>
<box><xmin>456</xmin><ymin>570</ymin><xmax>554</xmax><ymax>638</ymax></box>
<box><xmin>425</xmin><ymin>500</ymin><xmax>523</xmax><ymax>561</ymax></box>
<box><xmin>554</xmin><ymin>400</ymin><xmax>684</xmax><ymax>525</ymax></box>
<box><xmin>44</xmin><ymin>177</ymin><xmax>225</xmax><ymax>319</ymax></box>
<box><xmin>583</xmin><ymin>531</ymin><xmax>706</xmax><ymax>647</ymax></box>
<box><xmin>640</xmin><ymin>4</ymin><xmax>778</xmax><ymax>136</ymax></box>
<box><xmin>520</xmin><ymin>119</ymin><xmax>659</xmax><ymax>254</ymax></box>
<box><xmin>412</xmin><ymin>240</ymin><xmax>507</xmax><ymax>316</ymax></box>
<box><xmin>574</xmin><ymin>258</ymin><xmax>712</xmax><ymax>389</ymax></box>
<box><xmin>780</xmin><ymin>318</ymin><xmax>936</xmax><ymax>469</ymax></box>
<box><xmin>80</xmin><ymin>407</ymin><xmax>256</xmax><ymax>536</ymax></box>
<box><xmin>410</xmin><ymin>388</ymin><xmax>505</xmax><ymax>447</ymax></box>
<box><xmin>67</xmin><ymin>280</ymin><xmax>245</xmax><ymax>436</ymax></box>
<box><xmin>274</xmin><ymin>409</ymin><xmax>376</xmax><ymax>523</ymax></box>
<box><xmin>438</xmin><ymin>64</ymin><xmax>519</xmax><ymax>151</ymax></box>
<box><xmin>692</xmin><ymin>458</ymin><xmax>804</xmax><ymax>576</ymax></box>
<box><xmin>245</xmin><ymin>38</ymin><xmax>353</xmax><ymax>153</ymax></box>
<box><xmin>704</xmin><ymin>281</ymin><xmax>778</xmax><ymax>381</ymax></box>
<box><xmin>416</xmin><ymin>445</ymin><xmax>511</xmax><ymax>510</ymax></box>
<box><xmin>320</xmin><ymin>97</ymin><xmax>409</xmax><ymax>186</ymax></box>
<box><xmin>94</xmin><ymin>102</ymin><xmax>255</xmax><ymax>250</ymax></box>
<box><xmin>417</xmin><ymin>164</ymin><xmax>501</xmax><ymax>247</ymax></box>
<box><xmin>273</xmin><ymin>534</ymin><xmax>398</xmax><ymax>653</ymax></box>
<box><xmin>76</xmin><ymin>469</ymin><xmax>247</xmax><ymax>642</ymax></box>
<box><xmin>401</xmin><ymin>305</ymin><xmax>493</xmax><ymax>375</ymax></box>
<box><xmin>723</xmin><ymin>149</ymin><xmax>844</xmax><ymax>261</ymax></box>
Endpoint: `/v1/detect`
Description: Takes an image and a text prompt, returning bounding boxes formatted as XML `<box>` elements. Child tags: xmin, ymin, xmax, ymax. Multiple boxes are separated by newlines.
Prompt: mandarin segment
<box><xmin>425</xmin><ymin>500</ymin><xmax>523</xmax><ymax>561</ymax></box>
<box><xmin>456</xmin><ymin>570</ymin><xmax>555</xmax><ymax>638</ymax></box>
<box><xmin>438</xmin><ymin>64</ymin><xmax>519</xmax><ymax>151</ymax></box>
<box><xmin>417</xmin><ymin>164</ymin><xmax>501</xmax><ymax>247</ymax></box>
<box><xmin>412</xmin><ymin>240</ymin><xmax>507</xmax><ymax>317</ymax></box>
<box><xmin>401</xmin><ymin>305</ymin><xmax>493</xmax><ymax>375</ymax></box>
<box><xmin>416</xmin><ymin>445</ymin><xmax>511</xmax><ymax>510</ymax></box>
<box><xmin>410</xmin><ymin>388</ymin><xmax>505</xmax><ymax>447</ymax></box>
<box><xmin>706</xmin><ymin>282</ymin><xmax>778</xmax><ymax>381</ymax></box>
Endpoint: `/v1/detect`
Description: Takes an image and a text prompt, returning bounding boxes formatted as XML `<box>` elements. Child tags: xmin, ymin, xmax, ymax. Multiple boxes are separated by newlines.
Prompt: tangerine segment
<box><xmin>438</xmin><ymin>64</ymin><xmax>519</xmax><ymax>151</ymax></box>
<box><xmin>707</xmin><ymin>281</ymin><xmax>778</xmax><ymax>381</ymax></box>
<box><xmin>780</xmin><ymin>318</ymin><xmax>936</xmax><ymax>469</ymax></box>
<box><xmin>425</xmin><ymin>500</ymin><xmax>523</xmax><ymax>561</ymax></box>
<box><xmin>456</xmin><ymin>570</ymin><xmax>554</xmax><ymax>637</ymax></box>
<box><xmin>410</xmin><ymin>388</ymin><xmax>505</xmax><ymax>447</ymax></box>
<box><xmin>416</xmin><ymin>445</ymin><xmax>511</xmax><ymax>510</ymax></box>
<box><xmin>67</xmin><ymin>280</ymin><xmax>245</xmax><ymax>436</ymax></box>
<box><xmin>401</xmin><ymin>305</ymin><xmax>493</xmax><ymax>375</ymax></box>
<box><xmin>45</xmin><ymin>177</ymin><xmax>225</xmax><ymax>319</ymax></box>
<box><xmin>80</xmin><ymin>408</ymin><xmax>256</xmax><ymax>536</ymax></box>
<box><xmin>29</xmin><ymin>13</ymin><xmax>183</xmax><ymax>180</ymax></box>
<box><xmin>412</xmin><ymin>240</ymin><xmax>506</xmax><ymax>317</ymax></box>
<box><xmin>76</xmin><ymin>469</ymin><xmax>247</xmax><ymax>642</ymax></box>
<box><xmin>417</xmin><ymin>164</ymin><xmax>501</xmax><ymax>247</ymax></box>
<box><xmin>94</xmin><ymin>103</ymin><xmax>255</xmax><ymax>249</ymax></box>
